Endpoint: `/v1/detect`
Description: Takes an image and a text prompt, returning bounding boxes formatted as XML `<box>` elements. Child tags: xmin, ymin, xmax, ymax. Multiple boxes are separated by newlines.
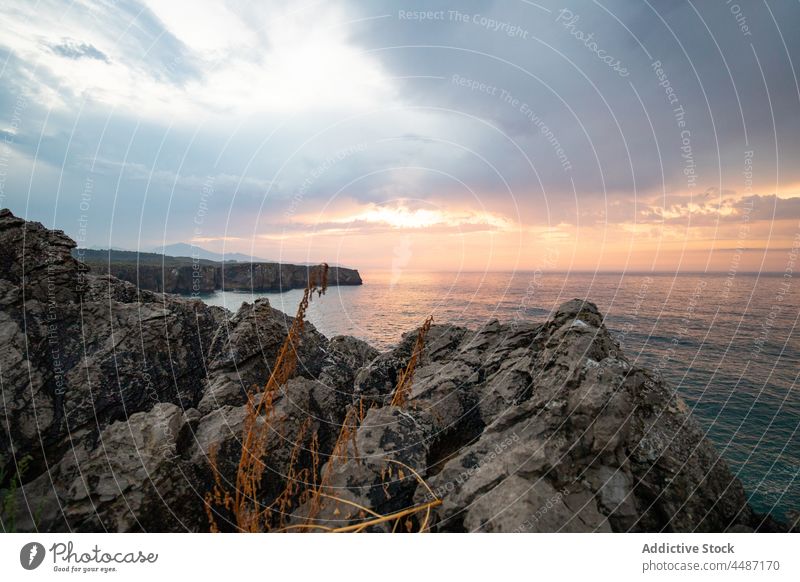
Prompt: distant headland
<box><xmin>73</xmin><ymin>247</ymin><xmax>363</xmax><ymax>294</ymax></box>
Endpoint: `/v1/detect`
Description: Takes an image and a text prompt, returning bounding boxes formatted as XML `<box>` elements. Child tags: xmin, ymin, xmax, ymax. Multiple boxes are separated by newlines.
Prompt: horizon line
<box><xmin>360</xmin><ymin>269</ymin><xmax>790</xmax><ymax>276</ymax></box>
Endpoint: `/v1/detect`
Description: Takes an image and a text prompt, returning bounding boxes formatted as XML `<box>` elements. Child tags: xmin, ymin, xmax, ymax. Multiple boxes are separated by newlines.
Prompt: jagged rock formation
<box><xmin>0</xmin><ymin>209</ymin><xmax>787</xmax><ymax>532</ymax></box>
<box><xmin>75</xmin><ymin>248</ymin><xmax>362</xmax><ymax>294</ymax></box>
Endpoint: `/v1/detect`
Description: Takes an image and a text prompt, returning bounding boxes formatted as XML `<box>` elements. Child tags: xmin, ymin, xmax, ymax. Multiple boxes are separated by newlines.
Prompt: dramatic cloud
<box><xmin>1</xmin><ymin>0</ymin><xmax>798</xmax><ymax>270</ymax></box>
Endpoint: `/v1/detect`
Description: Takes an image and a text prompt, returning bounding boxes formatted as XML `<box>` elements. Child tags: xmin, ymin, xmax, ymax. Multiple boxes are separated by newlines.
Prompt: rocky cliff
<box><xmin>0</xmin><ymin>209</ymin><xmax>788</xmax><ymax>532</ymax></box>
<box><xmin>76</xmin><ymin>248</ymin><xmax>363</xmax><ymax>294</ymax></box>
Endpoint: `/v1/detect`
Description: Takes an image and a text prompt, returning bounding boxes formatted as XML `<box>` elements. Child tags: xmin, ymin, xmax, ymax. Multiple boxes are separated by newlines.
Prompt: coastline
<box><xmin>1</xmin><ymin>209</ymin><xmax>790</xmax><ymax>532</ymax></box>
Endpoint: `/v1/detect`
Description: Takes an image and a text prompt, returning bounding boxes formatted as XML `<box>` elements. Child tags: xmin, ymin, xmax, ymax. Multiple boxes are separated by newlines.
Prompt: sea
<box><xmin>199</xmin><ymin>270</ymin><xmax>799</xmax><ymax>522</ymax></box>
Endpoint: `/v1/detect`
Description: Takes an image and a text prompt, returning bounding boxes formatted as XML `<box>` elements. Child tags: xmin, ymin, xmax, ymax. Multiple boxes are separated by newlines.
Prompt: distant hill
<box><xmin>152</xmin><ymin>242</ymin><xmax>355</xmax><ymax>269</ymax></box>
<box><xmin>71</xmin><ymin>247</ymin><xmax>363</xmax><ymax>293</ymax></box>
<box><xmin>75</xmin><ymin>244</ymin><xmax>358</xmax><ymax>271</ymax></box>
<box><xmin>152</xmin><ymin>242</ymin><xmax>269</xmax><ymax>263</ymax></box>
<box><xmin>74</xmin><ymin>248</ymin><xmax>218</xmax><ymax>267</ymax></box>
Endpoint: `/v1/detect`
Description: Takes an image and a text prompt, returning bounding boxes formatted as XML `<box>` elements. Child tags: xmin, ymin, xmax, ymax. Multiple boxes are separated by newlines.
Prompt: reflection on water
<box><xmin>199</xmin><ymin>270</ymin><xmax>799</xmax><ymax>520</ymax></box>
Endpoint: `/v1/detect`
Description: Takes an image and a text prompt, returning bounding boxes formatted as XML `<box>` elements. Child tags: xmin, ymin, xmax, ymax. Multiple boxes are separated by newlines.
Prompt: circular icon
<box><xmin>20</xmin><ymin>542</ymin><xmax>46</xmax><ymax>570</ymax></box>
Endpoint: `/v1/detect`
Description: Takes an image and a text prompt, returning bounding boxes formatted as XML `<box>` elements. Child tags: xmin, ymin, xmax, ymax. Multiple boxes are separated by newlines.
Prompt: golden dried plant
<box><xmin>280</xmin><ymin>459</ymin><xmax>441</xmax><ymax>533</ymax></box>
<box><xmin>267</xmin><ymin>418</ymin><xmax>313</xmax><ymax>529</ymax></box>
<box><xmin>206</xmin><ymin>276</ymin><xmax>443</xmax><ymax>533</ymax></box>
<box><xmin>390</xmin><ymin>316</ymin><xmax>434</xmax><ymax>407</ymax></box>
<box><xmin>304</xmin><ymin>403</ymin><xmax>362</xmax><ymax>524</ymax></box>
<box><xmin>207</xmin><ymin>264</ymin><xmax>328</xmax><ymax>532</ymax></box>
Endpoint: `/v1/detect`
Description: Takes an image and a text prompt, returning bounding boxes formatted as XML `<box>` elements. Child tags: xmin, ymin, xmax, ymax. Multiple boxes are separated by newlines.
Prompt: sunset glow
<box><xmin>0</xmin><ymin>1</ymin><xmax>797</xmax><ymax>273</ymax></box>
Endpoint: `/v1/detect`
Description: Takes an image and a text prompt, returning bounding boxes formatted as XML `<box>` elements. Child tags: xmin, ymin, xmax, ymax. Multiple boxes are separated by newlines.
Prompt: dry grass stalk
<box><xmin>204</xmin><ymin>444</ymin><xmax>232</xmax><ymax>533</ymax></box>
<box><xmin>305</xmin><ymin>404</ymin><xmax>362</xmax><ymax>523</ymax></box>
<box><xmin>267</xmin><ymin>418</ymin><xmax>314</xmax><ymax>529</ymax></box>
<box><xmin>207</xmin><ymin>264</ymin><xmax>329</xmax><ymax>532</ymax></box>
<box><xmin>328</xmin><ymin>498</ymin><xmax>442</xmax><ymax>533</ymax></box>
<box><xmin>390</xmin><ymin>316</ymin><xmax>434</xmax><ymax>407</ymax></box>
<box><xmin>285</xmin><ymin>458</ymin><xmax>441</xmax><ymax>533</ymax></box>
<box><xmin>280</xmin><ymin>499</ymin><xmax>442</xmax><ymax>533</ymax></box>
<box><xmin>206</xmin><ymin>282</ymin><xmax>443</xmax><ymax>533</ymax></box>
<box><xmin>297</xmin><ymin>315</ymin><xmax>442</xmax><ymax>532</ymax></box>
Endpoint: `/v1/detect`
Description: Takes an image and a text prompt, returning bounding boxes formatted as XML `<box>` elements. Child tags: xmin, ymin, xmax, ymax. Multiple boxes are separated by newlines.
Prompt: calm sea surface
<box><xmin>200</xmin><ymin>271</ymin><xmax>799</xmax><ymax>521</ymax></box>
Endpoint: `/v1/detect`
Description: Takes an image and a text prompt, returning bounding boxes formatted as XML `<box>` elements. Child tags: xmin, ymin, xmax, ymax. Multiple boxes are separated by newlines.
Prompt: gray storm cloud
<box><xmin>0</xmin><ymin>0</ymin><xmax>797</xmax><ymax>260</ymax></box>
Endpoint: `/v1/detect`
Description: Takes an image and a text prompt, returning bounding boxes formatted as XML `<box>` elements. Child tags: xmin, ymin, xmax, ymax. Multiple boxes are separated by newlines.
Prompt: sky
<box><xmin>1</xmin><ymin>0</ymin><xmax>799</xmax><ymax>272</ymax></box>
